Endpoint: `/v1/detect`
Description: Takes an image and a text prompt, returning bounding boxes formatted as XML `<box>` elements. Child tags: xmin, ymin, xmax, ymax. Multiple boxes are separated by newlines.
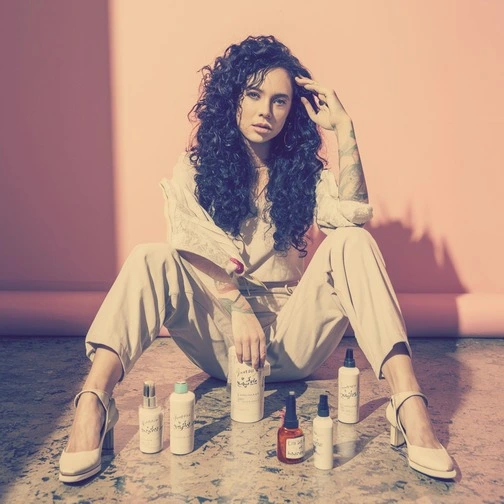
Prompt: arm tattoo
<box><xmin>337</xmin><ymin>128</ymin><xmax>369</xmax><ymax>203</ymax></box>
<box><xmin>219</xmin><ymin>295</ymin><xmax>254</xmax><ymax>316</ymax></box>
<box><xmin>214</xmin><ymin>278</ymin><xmax>237</xmax><ymax>295</ymax></box>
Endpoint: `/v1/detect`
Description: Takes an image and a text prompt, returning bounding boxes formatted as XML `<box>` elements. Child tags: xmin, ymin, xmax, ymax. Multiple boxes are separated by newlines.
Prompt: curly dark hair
<box><xmin>188</xmin><ymin>35</ymin><xmax>325</xmax><ymax>256</ymax></box>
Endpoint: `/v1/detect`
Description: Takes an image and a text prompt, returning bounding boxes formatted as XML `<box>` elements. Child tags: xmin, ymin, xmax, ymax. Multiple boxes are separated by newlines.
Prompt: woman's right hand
<box><xmin>230</xmin><ymin>296</ymin><xmax>266</xmax><ymax>370</ymax></box>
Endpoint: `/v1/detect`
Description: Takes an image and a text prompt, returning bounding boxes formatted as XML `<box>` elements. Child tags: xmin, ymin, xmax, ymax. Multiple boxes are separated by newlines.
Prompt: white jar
<box><xmin>228</xmin><ymin>346</ymin><xmax>270</xmax><ymax>423</ymax></box>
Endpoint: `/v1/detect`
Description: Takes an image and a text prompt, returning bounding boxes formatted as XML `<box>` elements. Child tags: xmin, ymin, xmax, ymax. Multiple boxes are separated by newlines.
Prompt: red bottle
<box><xmin>277</xmin><ymin>391</ymin><xmax>305</xmax><ymax>464</ymax></box>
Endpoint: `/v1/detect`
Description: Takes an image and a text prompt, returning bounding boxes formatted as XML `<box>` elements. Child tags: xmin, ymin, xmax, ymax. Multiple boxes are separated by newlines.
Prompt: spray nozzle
<box><xmin>317</xmin><ymin>394</ymin><xmax>330</xmax><ymax>417</ymax></box>
<box><xmin>284</xmin><ymin>391</ymin><xmax>299</xmax><ymax>429</ymax></box>
<box><xmin>344</xmin><ymin>348</ymin><xmax>355</xmax><ymax>368</ymax></box>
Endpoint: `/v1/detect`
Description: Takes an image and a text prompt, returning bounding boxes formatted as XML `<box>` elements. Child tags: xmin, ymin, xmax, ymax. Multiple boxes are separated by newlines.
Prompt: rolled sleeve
<box><xmin>315</xmin><ymin>169</ymin><xmax>373</xmax><ymax>232</ymax></box>
<box><xmin>159</xmin><ymin>153</ymin><xmax>245</xmax><ymax>276</ymax></box>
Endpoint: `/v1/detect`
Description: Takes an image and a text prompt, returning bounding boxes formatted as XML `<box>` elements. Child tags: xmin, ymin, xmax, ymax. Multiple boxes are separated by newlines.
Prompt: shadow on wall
<box><xmin>0</xmin><ymin>2</ymin><xmax>116</xmax><ymax>292</ymax></box>
<box><xmin>369</xmin><ymin>217</ymin><xmax>467</xmax><ymax>337</ymax></box>
<box><xmin>306</xmin><ymin>212</ymin><xmax>467</xmax><ymax>336</ymax></box>
<box><xmin>368</xmin><ymin>219</ymin><xmax>467</xmax><ymax>295</ymax></box>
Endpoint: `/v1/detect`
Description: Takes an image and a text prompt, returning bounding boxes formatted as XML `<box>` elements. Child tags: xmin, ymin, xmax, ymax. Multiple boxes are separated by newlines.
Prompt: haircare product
<box><xmin>169</xmin><ymin>381</ymin><xmax>195</xmax><ymax>455</ymax></box>
<box><xmin>313</xmin><ymin>394</ymin><xmax>334</xmax><ymax>470</ymax></box>
<box><xmin>277</xmin><ymin>391</ymin><xmax>305</xmax><ymax>464</ymax></box>
<box><xmin>228</xmin><ymin>346</ymin><xmax>270</xmax><ymax>423</ymax></box>
<box><xmin>338</xmin><ymin>349</ymin><xmax>360</xmax><ymax>424</ymax></box>
<box><xmin>139</xmin><ymin>380</ymin><xmax>164</xmax><ymax>453</ymax></box>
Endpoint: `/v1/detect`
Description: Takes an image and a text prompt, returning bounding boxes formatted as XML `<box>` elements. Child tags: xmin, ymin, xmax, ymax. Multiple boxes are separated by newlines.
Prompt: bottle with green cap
<box><xmin>338</xmin><ymin>348</ymin><xmax>360</xmax><ymax>424</ymax></box>
<box><xmin>313</xmin><ymin>394</ymin><xmax>334</xmax><ymax>469</ymax></box>
<box><xmin>169</xmin><ymin>380</ymin><xmax>195</xmax><ymax>454</ymax></box>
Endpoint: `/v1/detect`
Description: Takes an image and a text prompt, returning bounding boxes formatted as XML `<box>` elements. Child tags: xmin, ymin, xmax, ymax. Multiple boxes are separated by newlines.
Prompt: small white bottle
<box><xmin>338</xmin><ymin>349</ymin><xmax>360</xmax><ymax>424</ymax></box>
<box><xmin>169</xmin><ymin>381</ymin><xmax>195</xmax><ymax>455</ymax></box>
<box><xmin>139</xmin><ymin>380</ymin><xmax>164</xmax><ymax>453</ymax></box>
<box><xmin>313</xmin><ymin>394</ymin><xmax>334</xmax><ymax>470</ymax></box>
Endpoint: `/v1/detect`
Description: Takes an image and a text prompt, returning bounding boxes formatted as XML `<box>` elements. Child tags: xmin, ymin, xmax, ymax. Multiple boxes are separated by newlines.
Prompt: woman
<box><xmin>59</xmin><ymin>35</ymin><xmax>455</xmax><ymax>482</ymax></box>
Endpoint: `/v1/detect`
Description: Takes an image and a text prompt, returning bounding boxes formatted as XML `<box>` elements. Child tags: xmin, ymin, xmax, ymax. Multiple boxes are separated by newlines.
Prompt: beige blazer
<box><xmin>159</xmin><ymin>153</ymin><xmax>373</xmax><ymax>286</ymax></box>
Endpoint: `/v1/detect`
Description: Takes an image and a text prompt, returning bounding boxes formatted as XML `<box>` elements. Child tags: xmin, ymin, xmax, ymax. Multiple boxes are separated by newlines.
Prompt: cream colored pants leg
<box><xmin>85</xmin><ymin>244</ymin><xmax>234</xmax><ymax>381</ymax></box>
<box><xmin>267</xmin><ymin>227</ymin><xmax>411</xmax><ymax>381</ymax></box>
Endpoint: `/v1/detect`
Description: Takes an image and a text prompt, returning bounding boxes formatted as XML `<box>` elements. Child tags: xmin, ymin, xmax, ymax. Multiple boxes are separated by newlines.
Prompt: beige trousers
<box><xmin>85</xmin><ymin>227</ymin><xmax>411</xmax><ymax>383</ymax></box>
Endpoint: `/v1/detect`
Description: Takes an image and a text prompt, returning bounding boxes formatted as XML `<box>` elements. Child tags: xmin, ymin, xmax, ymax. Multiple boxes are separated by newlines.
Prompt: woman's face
<box><xmin>236</xmin><ymin>67</ymin><xmax>293</xmax><ymax>149</ymax></box>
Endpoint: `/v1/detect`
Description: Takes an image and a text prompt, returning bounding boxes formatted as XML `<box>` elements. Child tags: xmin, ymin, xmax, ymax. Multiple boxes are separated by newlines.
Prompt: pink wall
<box><xmin>108</xmin><ymin>0</ymin><xmax>504</xmax><ymax>295</ymax></box>
<box><xmin>1</xmin><ymin>1</ymin><xmax>503</xmax><ymax>335</ymax></box>
<box><xmin>0</xmin><ymin>1</ymin><xmax>116</xmax><ymax>291</ymax></box>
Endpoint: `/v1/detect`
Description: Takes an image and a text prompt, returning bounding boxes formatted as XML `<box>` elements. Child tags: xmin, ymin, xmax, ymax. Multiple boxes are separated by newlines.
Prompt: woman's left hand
<box><xmin>295</xmin><ymin>76</ymin><xmax>351</xmax><ymax>131</ymax></box>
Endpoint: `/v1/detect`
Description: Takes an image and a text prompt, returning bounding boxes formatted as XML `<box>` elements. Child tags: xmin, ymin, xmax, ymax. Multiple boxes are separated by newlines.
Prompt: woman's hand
<box><xmin>229</xmin><ymin>295</ymin><xmax>266</xmax><ymax>370</ymax></box>
<box><xmin>178</xmin><ymin>252</ymin><xmax>266</xmax><ymax>368</ymax></box>
<box><xmin>295</xmin><ymin>76</ymin><xmax>351</xmax><ymax>131</ymax></box>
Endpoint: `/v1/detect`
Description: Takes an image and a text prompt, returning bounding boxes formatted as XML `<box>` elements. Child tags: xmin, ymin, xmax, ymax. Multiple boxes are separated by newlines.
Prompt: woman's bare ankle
<box><xmin>66</xmin><ymin>393</ymin><xmax>105</xmax><ymax>453</ymax></box>
<box><xmin>399</xmin><ymin>396</ymin><xmax>441</xmax><ymax>449</ymax></box>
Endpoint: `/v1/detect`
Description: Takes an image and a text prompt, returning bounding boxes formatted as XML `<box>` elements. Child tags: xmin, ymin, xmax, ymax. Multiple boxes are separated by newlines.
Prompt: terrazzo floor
<box><xmin>0</xmin><ymin>336</ymin><xmax>503</xmax><ymax>504</ymax></box>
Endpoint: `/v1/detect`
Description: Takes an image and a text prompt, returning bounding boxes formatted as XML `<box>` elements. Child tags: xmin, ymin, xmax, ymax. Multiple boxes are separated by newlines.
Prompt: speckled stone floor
<box><xmin>0</xmin><ymin>336</ymin><xmax>503</xmax><ymax>504</ymax></box>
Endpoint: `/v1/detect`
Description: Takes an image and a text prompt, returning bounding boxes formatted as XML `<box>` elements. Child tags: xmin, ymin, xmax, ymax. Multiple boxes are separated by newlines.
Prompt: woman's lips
<box><xmin>252</xmin><ymin>124</ymin><xmax>272</xmax><ymax>133</ymax></box>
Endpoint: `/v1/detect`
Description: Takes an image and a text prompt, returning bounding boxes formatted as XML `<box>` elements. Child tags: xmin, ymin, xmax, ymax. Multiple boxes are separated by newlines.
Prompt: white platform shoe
<box><xmin>386</xmin><ymin>391</ymin><xmax>456</xmax><ymax>479</ymax></box>
<box><xmin>59</xmin><ymin>389</ymin><xmax>119</xmax><ymax>483</ymax></box>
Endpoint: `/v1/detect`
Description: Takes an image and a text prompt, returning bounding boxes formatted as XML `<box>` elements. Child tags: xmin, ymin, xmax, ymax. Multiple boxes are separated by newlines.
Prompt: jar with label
<box><xmin>228</xmin><ymin>346</ymin><xmax>270</xmax><ymax>423</ymax></box>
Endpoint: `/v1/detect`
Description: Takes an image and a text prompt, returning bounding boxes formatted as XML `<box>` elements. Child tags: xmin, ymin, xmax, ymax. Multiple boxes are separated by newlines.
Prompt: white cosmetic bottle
<box><xmin>338</xmin><ymin>349</ymin><xmax>360</xmax><ymax>424</ymax></box>
<box><xmin>169</xmin><ymin>381</ymin><xmax>195</xmax><ymax>455</ymax></box>
<box><xmin>139</xmin><ymin>380</ymin><xmax>164</xmax><ymax>453</ymax></box>
<box><xmin>313</xmin><ymin>394</ymin><xmax>334</xmax><ymax>470</ymax></box>
<box><xmin>228</xmin><ymin>346</ymin><xmax>270</xmax><ymax>423</ymax></box>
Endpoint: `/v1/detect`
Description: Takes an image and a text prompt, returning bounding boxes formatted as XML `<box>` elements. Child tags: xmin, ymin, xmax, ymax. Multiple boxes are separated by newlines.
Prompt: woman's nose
<box><xmin>258</xmin><ymin>100</ymin><xmax>272</xmax><ymax>118</ymax></box>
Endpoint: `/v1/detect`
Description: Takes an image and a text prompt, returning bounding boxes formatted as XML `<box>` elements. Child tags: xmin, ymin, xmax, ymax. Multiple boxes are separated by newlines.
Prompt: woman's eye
<box><xmin>275</xmin><ymin>98</ymin><xmax>287</xmax><ymax>106</ymax></box>
<box><xmin>247</xmin><ymin>91</ymin><xmax>260</xmax><ymax>99</ymax></box>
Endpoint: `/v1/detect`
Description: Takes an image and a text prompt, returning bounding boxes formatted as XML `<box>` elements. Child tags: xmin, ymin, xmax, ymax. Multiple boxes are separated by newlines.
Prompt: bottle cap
<box><xmin>174</xmin><ymin>381</ymin><xmax>188</xmax><ymax>394</ymax></box>
<box><xmin>344</xmin><ymin>348</ymin><xmax>355</xmax><ymax>368</ymax></box>
<box><xmin>284</xmin><ymin>391</ymin><xmax>299</xmax><ymax>429</ymax></box>
<box><xmin>143</xmin><ymin>380</ymin><xmax>157</xmax><ymax>408</ymax></box>
<box><xmin>317</xmin><ymin>394</ymin><xmax>329</xmax><ymax>417</ymax></box>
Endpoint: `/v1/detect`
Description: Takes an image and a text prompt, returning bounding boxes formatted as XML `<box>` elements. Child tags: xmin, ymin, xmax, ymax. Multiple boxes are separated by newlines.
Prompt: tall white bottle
<box><xmin>139</xmin><ymin>380</ymin><xmax>164</xmax><ymax>453</ymax></box>
<box><xmin>338</xmin><ymin>349</ymin><xmax>360</xmax><ymax>424</ymax></box>
<box><xmin>313</xmin><ymin>394</ymin><xmax>334</xmax><ymax>470</ymax></box>
<box><xmin>169</xmin><ymin>381</ymin><xmax>195</xmax><ymax>455</ymax></box>
<box><xmin>228</xmin><ymin>346</ymin><xmax>270</xmax><ymax>423</ymax></box>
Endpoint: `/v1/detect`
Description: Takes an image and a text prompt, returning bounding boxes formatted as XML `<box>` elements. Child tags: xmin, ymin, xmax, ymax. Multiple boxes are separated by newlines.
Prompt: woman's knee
<box><xmin>326</xmin><ymin>226</ymin><xmax>376</xmax><ymax>253</ymax></box>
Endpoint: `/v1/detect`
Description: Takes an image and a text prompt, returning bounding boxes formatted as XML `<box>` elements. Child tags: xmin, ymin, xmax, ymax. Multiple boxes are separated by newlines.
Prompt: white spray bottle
<box><xmin>313</xmin><ymin>393</ymin><xmax>334</xmax><ymax>470</ymax></box>
<box><xmin>338</xmin><ymin>349</ymin><xmax>360</xmax><ymax>424</ymax></box>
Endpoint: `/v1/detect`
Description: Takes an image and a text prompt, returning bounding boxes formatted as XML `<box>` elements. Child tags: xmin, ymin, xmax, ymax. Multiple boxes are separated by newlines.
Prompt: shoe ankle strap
<box><xmin>74</xmin><ymin>389</ymin><xmax>111</xmax><ymax>409</ymax></box>
<box><xmin>391</xmin><ymin>391</ymin><xmax>428</xmax><ymax>415</ymax></box>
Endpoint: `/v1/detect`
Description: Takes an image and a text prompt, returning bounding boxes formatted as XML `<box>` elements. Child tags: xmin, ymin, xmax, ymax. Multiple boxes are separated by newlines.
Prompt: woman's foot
<box><xmin>65</xmin><ymin>392</ymin><xmax>105</xmax><ymax>453</ymax></box>
<box><xmin>396</xmin><ymin>395</ymin><xmax>442</xmax><ymax>449</ymax></box>
<box><xmin>386</xmin><ymin>391</ymin><xmax>455</xmax><ymax>479</ymax></box>
<box><xmin>59</xmin><ymin>390</ymin><xmax>118</xmax><ymax>483</ymax></box>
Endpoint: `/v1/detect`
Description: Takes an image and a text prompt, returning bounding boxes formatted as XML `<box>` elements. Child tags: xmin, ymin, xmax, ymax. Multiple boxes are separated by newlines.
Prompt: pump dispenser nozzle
<box><xmin>143</xmin><ymin>380</ymin><xmax>157</xmax><ymax>408</ymax></box>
